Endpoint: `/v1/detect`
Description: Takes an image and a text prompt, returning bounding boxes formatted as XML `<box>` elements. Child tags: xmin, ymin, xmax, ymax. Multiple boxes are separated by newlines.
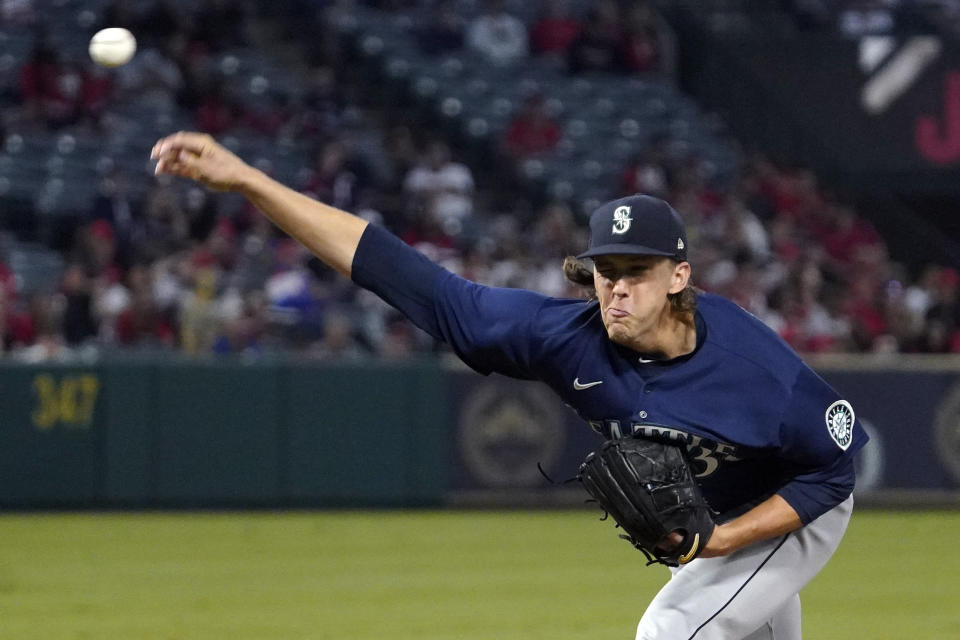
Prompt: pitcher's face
<box><xmin>593</xmin><ymin>255</ymin><xmax>689</xmax><ymax>348</ymax></box>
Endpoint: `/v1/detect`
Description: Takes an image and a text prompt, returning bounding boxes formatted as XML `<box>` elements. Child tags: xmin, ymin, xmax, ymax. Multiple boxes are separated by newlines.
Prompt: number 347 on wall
<box><xmin>31</xmin><ymin>374</ymin><xmax>101</xmax><ymax>430</ymax></box>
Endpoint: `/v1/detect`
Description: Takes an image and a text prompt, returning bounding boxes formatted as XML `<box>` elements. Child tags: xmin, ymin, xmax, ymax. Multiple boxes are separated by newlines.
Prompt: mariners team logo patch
<box><xmin>825</xmin><ymin>400</ymin><xmax>855</xmax><ymax>450</ymax></box>
<box><xmin>612</xmin><ymin>206</ymin><xmax>632</xmax><ymax>234</ymax></box>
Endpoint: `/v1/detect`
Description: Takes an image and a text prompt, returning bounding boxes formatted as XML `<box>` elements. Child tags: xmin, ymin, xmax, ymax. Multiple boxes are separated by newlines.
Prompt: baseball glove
<box><xmin>579</xmin><ymin>437</ymin><xmax>715</xmax><ymax>566</ymax></box>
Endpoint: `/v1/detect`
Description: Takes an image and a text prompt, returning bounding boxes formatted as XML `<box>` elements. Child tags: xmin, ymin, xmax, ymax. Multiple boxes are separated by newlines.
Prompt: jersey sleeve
<box><xmin>775</xmin><ymin>366</ymin><xmax>869</xmax><ymax>524</ymax></box>
<box><xmin>350</xmin><ymin>224</ymin><xmax>549</xmax><ymax>378</ymax></box>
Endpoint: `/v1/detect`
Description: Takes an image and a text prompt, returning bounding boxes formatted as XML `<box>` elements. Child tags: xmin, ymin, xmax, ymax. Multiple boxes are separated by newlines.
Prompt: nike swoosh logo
<box><xmin>678</xmin><ymin>533</ymin><xmax>700</xmax><ymax>564</ymax></box>
<box><xmin>573</xmin><ymin>378</ymin><xmax>603</xmax><ymax>390</ymax></box>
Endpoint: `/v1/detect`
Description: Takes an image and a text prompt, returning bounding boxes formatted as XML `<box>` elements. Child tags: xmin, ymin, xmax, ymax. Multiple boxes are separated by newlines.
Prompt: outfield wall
<box><xmin>2</xmin><ymin>356</ymin><xmax>959</xmax><ymax>507</ymax></box>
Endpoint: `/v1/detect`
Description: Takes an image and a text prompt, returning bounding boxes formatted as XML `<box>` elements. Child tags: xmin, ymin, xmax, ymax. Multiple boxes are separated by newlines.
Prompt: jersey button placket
<box><xmin>638</xmin><ymin>385</ymin><xmax>652</xmax><ymax>420</ymax></box>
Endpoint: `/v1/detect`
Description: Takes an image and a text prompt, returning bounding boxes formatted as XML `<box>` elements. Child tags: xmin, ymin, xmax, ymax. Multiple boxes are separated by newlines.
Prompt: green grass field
<box><xmin>0</xmin><ymin>510</ymin><xmax>956</xmax><ymax>639</ymax></box>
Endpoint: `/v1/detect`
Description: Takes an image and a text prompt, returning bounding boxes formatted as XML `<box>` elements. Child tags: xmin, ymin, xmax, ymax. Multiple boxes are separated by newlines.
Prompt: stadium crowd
<box><xmin>1</xmin><ymin>0</ymin><xmax>958</xmax><ymax>362</ymax></box>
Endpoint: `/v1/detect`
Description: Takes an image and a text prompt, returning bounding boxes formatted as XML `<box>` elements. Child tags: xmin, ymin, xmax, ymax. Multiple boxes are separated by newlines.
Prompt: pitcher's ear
<box><xmin>669</xmin><ymin>261</ymin><xmax>691</xmax><ymax>294</ymax></box>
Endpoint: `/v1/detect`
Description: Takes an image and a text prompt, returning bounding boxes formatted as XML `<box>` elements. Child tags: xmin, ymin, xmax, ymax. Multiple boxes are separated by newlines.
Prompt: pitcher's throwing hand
<box><xmin>151</xmin><ymin>132</ymin><xmax>252</xmax><ymax>192</ymax></box>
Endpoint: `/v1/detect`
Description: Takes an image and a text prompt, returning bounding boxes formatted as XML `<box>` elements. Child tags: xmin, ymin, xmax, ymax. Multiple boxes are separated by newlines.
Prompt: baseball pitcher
<box><xmin>152</xmin><ymin>133</ymin><xmax>868</xmax><ymax>640</ymax></box>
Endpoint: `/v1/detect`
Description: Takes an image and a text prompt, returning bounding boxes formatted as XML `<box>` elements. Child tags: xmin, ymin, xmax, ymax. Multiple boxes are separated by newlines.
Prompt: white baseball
<box><xmin>88</xmin><ymin>27</ymin><xmax>137</xmax><ymax>68</ymax></box>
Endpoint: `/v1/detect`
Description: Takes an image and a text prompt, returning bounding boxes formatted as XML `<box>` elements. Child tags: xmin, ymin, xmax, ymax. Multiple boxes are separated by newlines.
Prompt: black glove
<box><xmin>579</xmin><ymin>437</ymin><xmax>716</xmax><ymax>566</ymax></box>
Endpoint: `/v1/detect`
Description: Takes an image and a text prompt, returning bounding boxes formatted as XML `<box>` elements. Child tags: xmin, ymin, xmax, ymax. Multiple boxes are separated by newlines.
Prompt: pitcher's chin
<box><xmin>604</xmin><ymin>324</ymin><xmax>633</xmax><ymax>347</ymax></box>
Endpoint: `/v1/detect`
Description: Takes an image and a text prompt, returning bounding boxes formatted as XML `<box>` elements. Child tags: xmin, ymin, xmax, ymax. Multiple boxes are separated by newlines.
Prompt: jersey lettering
<box><xmin>589</xmin><ymin>419</ymin><xmax>742</xmax><ymax>478</ymax></box>
<box><xmin>608</xmin><ymin>420</ymin><xmax>623</xmax><ymax>439</ymax></box>
<box><xmin>690</xmin><ymin>443</ymin><xmax>720</xmax><ymax>477</ymax></box>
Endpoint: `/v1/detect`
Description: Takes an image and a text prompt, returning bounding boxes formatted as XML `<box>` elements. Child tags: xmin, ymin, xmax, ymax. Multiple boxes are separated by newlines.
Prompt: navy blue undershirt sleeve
<box><xmin>351</xmin><ymin>224</ymin><xmax>549</xmax><ymax>378</ymax></box>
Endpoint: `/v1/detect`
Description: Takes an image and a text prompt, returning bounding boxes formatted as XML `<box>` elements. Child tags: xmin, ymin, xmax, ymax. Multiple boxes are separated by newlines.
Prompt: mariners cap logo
<box><xmin>826</xmin><ymin>400</ymin><xmax>854</xmax><ymax>450</ymax></box>
<box><xmin>612</xmin><ymin>205</ymin><xmax>632</xmax><ymax>234</ymax></box>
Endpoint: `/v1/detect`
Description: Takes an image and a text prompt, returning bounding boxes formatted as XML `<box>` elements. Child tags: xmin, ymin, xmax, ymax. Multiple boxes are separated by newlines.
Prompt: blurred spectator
<box><xmin>92</xmin><ymin>263</ymin><xmax>129</xmax><ymax>343</ymax></box>
<box><xmin>0</xmin><ymin>286</ymin><xmax>8</xmax><ymax>355</ymax></box>
<box><xmin>529</xmin><ymin>0</ymin><xmax>581</xmax><ymax>59</ymax></box>
<box><xmin>194</xmin><ymin>79</ymin><xmax>235</xmax><ymax>135</ymax></box>
<box><xmin>183</xmin><ymin>187</ymin><xmax>219</xmax><ymax>244</ymax></box>
<box><xmin>618</xmin><ymin>3</ymin><xmax>666</xmax><ymax>74</ymax></box>
<box><xmin>567</xmin><ymin>0</ymin><xmax>621</xmax><ymax>74</ymax></box>
<box><xmin>844</xmin><ymin>269</ymin><xmax>888</xmax><ymax>350</ymax></box>
<box><xmin>115</xmin><ymin>264</ymin><xmax>174</xmax><ymax>347</ymax></box>
<box><xmin>466</xmin><ymin>0</ymin><xmax>529</xmax><ymax>66</ymax></box>
<box><xmin>779</xmin><ymin>259</ymin><xmax>852</xmax><ymax>353</ymax></box>
<box><xmin>384</xmin><ymin>124</ymin><xmax>420</xmax><ymax>193</ymax></box>
<box><xmin>19</xmin><ymin>43</ymin><xmax>83</xmax><ymax>128</ymax></box>
<box><xmin>3</xmin><ymin>285</ymin><xmax>35</xmax><ymax>352</ymax></box>
<box><xmin>294</xmin><ymin>65</ymin><xmax>342</xmax><ymax>138</ymax></box>
<box><xmin>529</xmin><ymin>201</ymin><xmax>580</xmax><ymax>260</ymax></box>
<box><xmin>150</xmin><ymin>253</ymin><xmax>187</xmax><ymax>319</ymax></box>
<box><xmin>0</xmin><ymin>257</ymin><xmax>16</xmax><ymax>306</ymax></box>
<box><xmin>212</xmin><ymin>289</ymin><xmax>266</xmax><ymax>354</ymax></box>
<box><xmin>72</xmin><ymin>219</ymin><xmax>120</xmax><ymax>282</ymax></box>
<box><xmin>140</xmin><ymin>175</ymin><xmax>190</xmax><ymax>261</ymax></box>
<box><xmin>920</xmin><ymin>267</ymin><xmax>960</xmax><ymax>352</ymax></box>
<box><xmin>902</xmin><ymin>264</ymin><xmax>940</xmax><ymax>334</ymax></box>
<box><xmin>760</xmin><ymin>165</ymin><xmax>824</xmax><ymax>225</ymax></box>
<box><xmin>14</xmin><ymin>294</ymin><xmax>66</xmax><ymax>362</ymax></box>
<box><xmin>89</xmin><ymin>170</ymin><xmax>140</xmax><ymax>269</ymax></box>
<box><xmin>265</xmin><ymin>239</ymin><xmax>324</xmax><ymax>345</ymax></box>
<box><xmin>61</xmin><ymin>263</ymin><xmax>97</xmax><ymax>346</ymax></box>
<box><xmin>621</xmin><ymin>149</ymin><xmax>670</xmax><ymax>200</ymax></box>
<box><xmin>417</xmin><ymin>1</ymin><xmax>465</xmax><ymax>55</ymax></box>
<box><xmin>179</xmin><ymin>266</ymin><xmax>218</xmax><ymax>355</ymax></box>
<box><xmin>766</xmin><ymin>214</ymin><xmax>802</xmax><ymax>268</ymax></box>
<box><xmin>303</xmin><ymin>138</ymin><xmax>362</xmax><ymax>211</ymax></box>
<box><xmin>309</xmin><ymin>310</ymin><xmax>366</xmax><ymax>360</ymax></box>
<box><xmin>502</xmin><ymin>93</ymin><xmax>562</xmax><ymax>158</ymax></box>
<box><xmin>80</xmin><ymin>63</ymin><xmax>115</xmax><ymax>126</ymax></box>
<box><xmin>240</xmin><ymin>92</ymin><xmax>292</xmax><ymax>137</ymax></box>
<box><xmin>206</xmin><ymin>218</ymin><xmax>239</xmax><ymax>272</ymax></box>
<box><xmin>116</xmin><ymin>46</ymin><xmax>184</xmax><ymax>111</ymax></box>
<box><xmin>403</xmin><ymin>140</ymin><xmax>474</xmax><ymax>231</ymax></box>
<box><xmin>526</xmin><ymin>201</ymin><xmax>585</xmax><ymax>297</ymax></box>
<box><xmin>720</xmin><ymin>254</ymin><xmax>770</xmax><ymax>319</ymax></box>
<box><xmin>820</xmin><ymin>206</ymin><xmax>884</xmax><ymax>267</ymax></box>
<box><xmin>400</xmin><ymin>198</ymin><xmax>460</xmax><ymax>264</ymax></box>
<box><xmin>720</xmin><ymin>195</ymin><xmax>771</xmax><ymax>263</ymax></box>
<box><xmin>376</xmin><ymin>318</ymin><xmax>416</xmax><ymax>359</ymax></box>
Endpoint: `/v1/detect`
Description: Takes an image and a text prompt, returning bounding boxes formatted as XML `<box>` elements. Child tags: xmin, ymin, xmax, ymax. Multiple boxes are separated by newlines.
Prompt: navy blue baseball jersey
<box><xmin>353</xmin><ymin>225</ymin><xmax>868</xmax><ymax>523</ymax></box>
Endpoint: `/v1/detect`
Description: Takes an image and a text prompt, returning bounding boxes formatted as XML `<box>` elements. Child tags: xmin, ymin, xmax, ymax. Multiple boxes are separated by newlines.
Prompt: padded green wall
<box><xmin>0</xmin><ymin>359</ymin><xmax>449</xmax><ymax>507</ymax></box>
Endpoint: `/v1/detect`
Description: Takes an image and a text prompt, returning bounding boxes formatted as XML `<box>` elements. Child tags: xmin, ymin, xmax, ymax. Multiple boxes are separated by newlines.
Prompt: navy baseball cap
<box><xmin>577</xmin><ymin>195</ymin><xmax>688</xmax><ymax>262</ymax></box>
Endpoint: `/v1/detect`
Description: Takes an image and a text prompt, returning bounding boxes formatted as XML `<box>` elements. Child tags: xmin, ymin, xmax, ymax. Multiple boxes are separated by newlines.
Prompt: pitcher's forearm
<box><xmin>237</xmin><ymin>166</ymin><xmax>368</xmax><ymax>278</ymax></box>
<box><xmin>704</xmin><ymin>494</ymin><xmax>803</xmax><ymax>557</ymax></box>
